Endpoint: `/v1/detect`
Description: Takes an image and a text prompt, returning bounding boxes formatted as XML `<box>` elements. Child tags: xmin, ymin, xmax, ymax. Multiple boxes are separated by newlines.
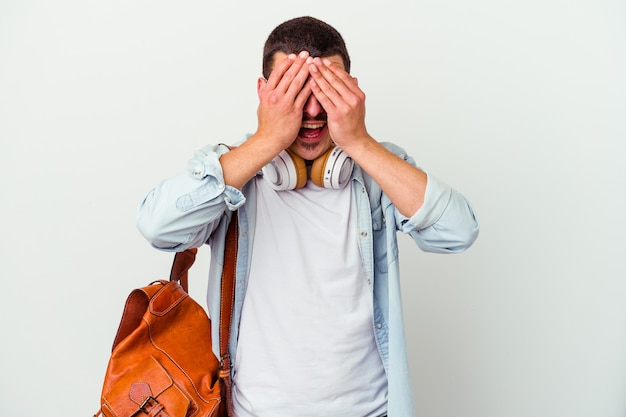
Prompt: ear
<box><xmin>257</xmin><ymin>77</ymin><xmax>267</xmax><ymax>98</ymax></box>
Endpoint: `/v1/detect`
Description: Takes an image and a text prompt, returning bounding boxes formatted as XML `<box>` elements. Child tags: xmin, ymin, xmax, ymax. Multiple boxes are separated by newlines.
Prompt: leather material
<box><xmin>219</xmin><ymin>213</ymin><xmax>238</xmax><ymax>417</ymax></box>
<box><xmin>96</xmin><ymin>215</ymin><xmax>239</xmax><ymax>417</ymax></box>
<box><xmin>99</xmin><ymin>278</ymin><xmax>221</xmax><ymax>417</ymax></box>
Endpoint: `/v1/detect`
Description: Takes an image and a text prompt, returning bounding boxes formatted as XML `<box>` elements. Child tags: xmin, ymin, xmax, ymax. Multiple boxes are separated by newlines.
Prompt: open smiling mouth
<box><xmin>298</xmin><ymin>121</ymin><xmax>326</xmax><ymax>141</ymax></box>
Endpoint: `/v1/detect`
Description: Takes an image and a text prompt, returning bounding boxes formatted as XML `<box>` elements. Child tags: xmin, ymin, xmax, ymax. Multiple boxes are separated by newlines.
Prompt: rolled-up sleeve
<box><xmin>137</xmin><ymin>144</ymin><xmax>246</xmax><ymax>251</ymax></box>
<box><xmin>400</xmin><ymin>174</ymin><xmax>479</xmax><ymax>253</ymax></box>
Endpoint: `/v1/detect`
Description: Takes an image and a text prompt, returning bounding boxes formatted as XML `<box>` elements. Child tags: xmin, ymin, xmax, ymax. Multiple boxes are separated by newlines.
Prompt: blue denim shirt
<box><xmin>137</xmin><ymin>141</ymin><xmax>479</xmax><ymax>417</ymax></box>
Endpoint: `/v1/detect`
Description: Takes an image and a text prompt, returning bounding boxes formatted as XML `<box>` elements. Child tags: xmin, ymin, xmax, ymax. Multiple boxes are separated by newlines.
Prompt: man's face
<box><xmin>269</xmin><ymin>51</ymin><xmax>345</xmax><ymax>161</ymax></box>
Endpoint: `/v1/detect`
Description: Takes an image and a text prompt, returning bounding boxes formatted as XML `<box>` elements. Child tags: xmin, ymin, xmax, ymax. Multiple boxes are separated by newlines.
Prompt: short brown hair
<box><xmin>262</xmin><ymin>16</ymin><xmax>351</xmax><ymax>79</ymax></box>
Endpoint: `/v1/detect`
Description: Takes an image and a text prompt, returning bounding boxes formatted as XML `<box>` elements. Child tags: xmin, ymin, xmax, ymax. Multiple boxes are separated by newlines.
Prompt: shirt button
<box><xmin>360</xmin><ymin>231</ymin><xmax>368</xmax><ymax>237</ymax></box>
<box><xmin>218</xmin><ymin>183</ymin><xmax>224</xmax><ymax>189</ymax></box>
<box><xmin>376</xmin><ymin>323</ymin><xmax>382</xmax><ymax>329</ymax></box>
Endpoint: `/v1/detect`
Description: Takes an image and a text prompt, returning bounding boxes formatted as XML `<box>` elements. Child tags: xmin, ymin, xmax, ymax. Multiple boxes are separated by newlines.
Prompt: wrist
<box><xmin>337</xmin><ymin>133</ymin><xmax>376</xmax><ymax>158</ymax></box>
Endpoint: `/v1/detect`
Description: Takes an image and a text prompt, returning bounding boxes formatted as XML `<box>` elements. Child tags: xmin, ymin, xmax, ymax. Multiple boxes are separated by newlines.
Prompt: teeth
<box><xmin>301</xmin><ymin>122</ymin><xmax>325</xmax><ymax>129</ymax></box>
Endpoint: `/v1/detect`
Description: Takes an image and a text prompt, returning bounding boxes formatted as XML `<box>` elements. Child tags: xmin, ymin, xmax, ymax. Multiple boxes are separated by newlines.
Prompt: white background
<box><xmin>1</xmin><ymin>0</ymin><xmax>625</xmax><ymax>416</ymax></box>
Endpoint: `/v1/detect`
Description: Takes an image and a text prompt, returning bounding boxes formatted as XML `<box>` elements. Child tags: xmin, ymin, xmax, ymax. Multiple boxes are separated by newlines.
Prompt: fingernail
<box><xmin>323</xmin><ymin>59</ymin><xmax>332</xmax><ymax>66</ymax></box>
<box><xmin>299</xmin><ymin>51</ymin><xmax>309</xmax><ymax>58</ymax></box>
<box><xmin>306</xmin><ymin>56</ymin><xmax>313</xmax><ymax>64</ymax></box>
<box><xmin>288</xmin><ymin>54</ymin><xmax>296</xmax><ymax>60</ymax></box>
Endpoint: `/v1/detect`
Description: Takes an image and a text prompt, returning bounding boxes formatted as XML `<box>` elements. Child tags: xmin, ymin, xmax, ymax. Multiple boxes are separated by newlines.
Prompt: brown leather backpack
<box><xmin>94</xmin><ymin>215</ymin><xmax>237</xmax><ymax>417</ymax></box>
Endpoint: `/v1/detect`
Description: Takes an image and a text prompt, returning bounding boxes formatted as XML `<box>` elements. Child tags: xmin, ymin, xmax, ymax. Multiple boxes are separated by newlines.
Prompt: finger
<box><xmin>317</xmin><ymin>58</ymin><xmax>362</xmax><ymax>98</ymax></box>
<box><xmin>284</xmin><ymin>52</ymin><xmax>312</xmax><ymax>98</ymax></box>
<box><xmin>308</xmin><ymin>59</ymin><xmax>343</xmax><ymax>108</ymax></box>
<box><xmin>308</xmin><ymin>72</ymin><xmax>337</xmax><ymax>113</ymax></box>
<box><xmin>270</xmin><ymin>51</ymin><xmax>310</xmax><ymax>96</ymax></box>
<box><xmin>294</xmin><ymin>80</ymin><xmax>313</xmax><ymax>110</ymax></box>
<box><xmin>265</xmin><ymin>53</ymin><xmax>297</xmax><ymax>91</ymax></box>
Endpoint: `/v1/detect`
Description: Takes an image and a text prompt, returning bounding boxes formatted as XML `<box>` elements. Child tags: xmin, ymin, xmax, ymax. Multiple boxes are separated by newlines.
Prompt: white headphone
<box><xmin>262</xmin><ymin>145</ymin><xmax>354</xmax><ymax>190</ymax></box>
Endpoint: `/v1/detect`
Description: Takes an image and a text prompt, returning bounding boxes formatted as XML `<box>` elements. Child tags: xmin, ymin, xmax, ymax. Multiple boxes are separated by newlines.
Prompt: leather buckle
<box><xmin>139</xmin><ymin>396</ymin><xmax>158</xmax><ymax>412</ymax></box>
<box><xmin>219</xmin><ymin>354</ymin><xmax>231</xmax><ymax>379</ymax></box>
<box><xmin>219</xmin><ymin>354</ymin><xmax>230</xmax><ymax>370</ymax></box>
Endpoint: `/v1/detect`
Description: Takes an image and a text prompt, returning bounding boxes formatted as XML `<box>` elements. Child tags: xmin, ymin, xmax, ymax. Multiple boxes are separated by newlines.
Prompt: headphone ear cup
<box><xmin>261</xmin><ymin>149</ymin><xmax>308</xmax><ymax>190</ymax></box>
<box><xmin>310</xmin><ymin>146</ymin><xmax>354</xmax><ymax>189</ymax></box>
<box><xmin>288</xmin><ymin>149</ymin><xmax>308</xmax><ymax>189</ymax></box>
<box><xmin>310</xmin><ymin>147</ymin><xmax>333</xmax><ymax>188</ymax></box>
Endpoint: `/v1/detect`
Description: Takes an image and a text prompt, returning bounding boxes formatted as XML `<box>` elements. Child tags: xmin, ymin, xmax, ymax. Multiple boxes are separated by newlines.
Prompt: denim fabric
<box><xmin>137</xmin><ymin>140</ymin><xmax>479</xmax><ymax>417</ymax></box>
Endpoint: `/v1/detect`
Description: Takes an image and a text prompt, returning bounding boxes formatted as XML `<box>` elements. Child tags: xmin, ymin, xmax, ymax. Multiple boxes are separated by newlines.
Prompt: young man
<box><xmin>137</xmin><ymin>16</ymin><xmax>479</xmax><ymax>417</ymax></box>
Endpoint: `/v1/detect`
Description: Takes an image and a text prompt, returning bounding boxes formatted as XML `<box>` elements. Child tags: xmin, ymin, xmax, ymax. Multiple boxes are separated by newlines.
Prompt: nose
<box><xmin>303</xmin><ymin>93</ymin><xmax>324</xmax><ymax>118</ymax></box>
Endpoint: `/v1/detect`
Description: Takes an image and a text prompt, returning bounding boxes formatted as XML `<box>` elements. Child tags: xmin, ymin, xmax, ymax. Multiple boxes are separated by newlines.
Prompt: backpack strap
<box><xmin>166</xmin><ymin>212</ymin><xmax>238</xmax><ymax>416</ymax></box>
<box><xmin>219</xmin><ymin>212</ymin><xmax>238</xmax><ymax>417</ymax></box>
<box><xmin>169</xmin><ymin>247</ymin><xmax>198</xmax><ymax>293</ymax></box>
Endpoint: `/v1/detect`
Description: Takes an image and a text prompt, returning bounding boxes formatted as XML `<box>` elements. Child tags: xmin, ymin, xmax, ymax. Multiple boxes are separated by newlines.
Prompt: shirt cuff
<box><xmin>402</xmin><ymin>173</ymin><xmax>453</xmax><ymax>231</ymax></box>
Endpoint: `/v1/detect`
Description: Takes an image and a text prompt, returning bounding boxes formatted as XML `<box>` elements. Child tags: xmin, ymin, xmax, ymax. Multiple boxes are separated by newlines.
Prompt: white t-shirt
<box><xmin>232</xmin><ymin>176</ymin><xmax>388</xmax><ymax>417</ymax></box>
